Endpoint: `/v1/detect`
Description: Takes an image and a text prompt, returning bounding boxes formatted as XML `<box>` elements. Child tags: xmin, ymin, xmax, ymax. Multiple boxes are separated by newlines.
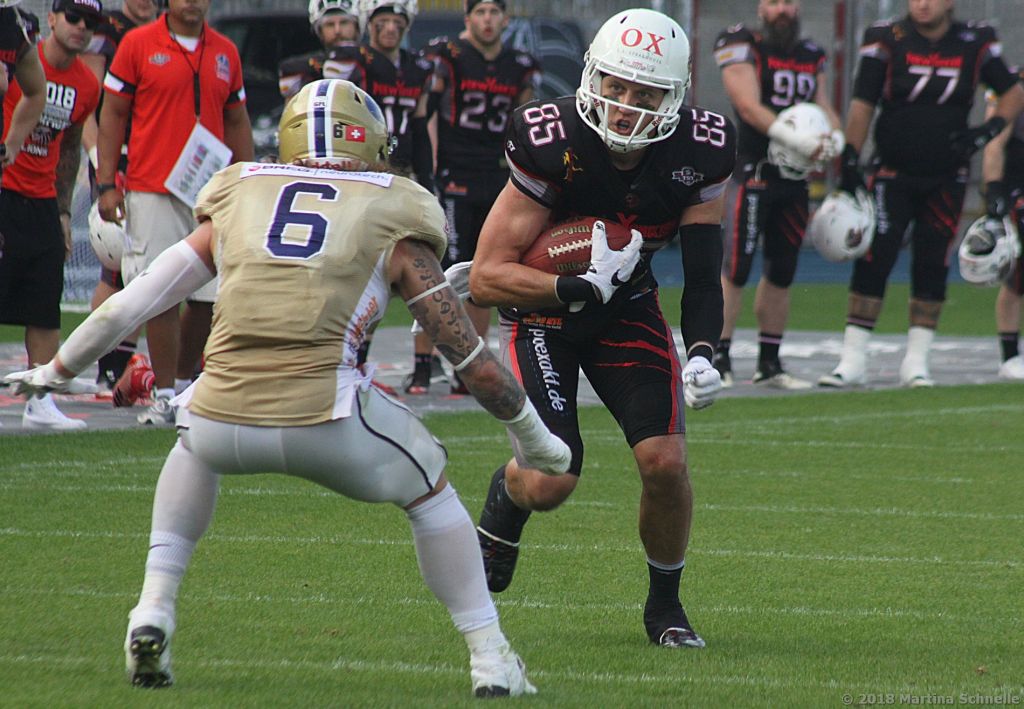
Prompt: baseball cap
<box><xmin>464</xmin><ymin>0</ymin><xmax>505</xmax><ymax>14</ymax></box>
<box><xmin>51</xmin><ymin>0</ymin><xmax>103</xmax><ymax>18</ymax></box>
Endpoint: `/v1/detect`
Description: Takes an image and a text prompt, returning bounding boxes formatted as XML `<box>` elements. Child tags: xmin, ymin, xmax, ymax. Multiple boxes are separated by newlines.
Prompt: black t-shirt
<box><xmin>432</xmin><ymin>37</ymin><xmax>539</xmax><ymax>173</ymax></box>
<box><xmin>853</xmin><ymin>17</ymin><xmax>1018</xmax><ymax>175</ymax></box>
<box><xmin>713</xmin><ymin>24</ymin><xmax>827</xmax><ymax>161</ymax></box>
<box><xmin>325</xmin><ymin>44</ymin><xmax>433</xmax><ymax>170</ymax></box>
<box><xmin>506</xmin><ymin>96</ymin><xmax>736</xmax><ymax>266</ymax></box>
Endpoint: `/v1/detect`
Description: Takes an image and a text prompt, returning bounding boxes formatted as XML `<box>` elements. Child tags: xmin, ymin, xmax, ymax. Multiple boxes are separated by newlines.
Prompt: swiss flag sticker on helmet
<box><xmin>344</xmin><ymin>125</ymin><xmax>366</xmax><ymax>142</ymax></box>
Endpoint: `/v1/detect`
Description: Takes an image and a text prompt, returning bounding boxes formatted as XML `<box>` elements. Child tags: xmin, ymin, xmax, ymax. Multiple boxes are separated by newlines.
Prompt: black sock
<box><xmin>414</xmin><ymin>353</ymin><xmax>433</xmax><ymax>376</ymax></box>
<box><xmin>646</xmin><ymin>561</ymin><xmax>683</xmax><ymax>606</ymax></box>
<box><xmin>758</xmin><ymin>332</ymin><xmax>782</xmax><ymax>370</ymax></box>
<box><xmin>478</xmin><ymin>466</ymin><xmax>531</xmax><ymax>543</ymax></box>
<box><xmin>357</xmin><ymin>341</ymin><xmax>371</xmax><ymax>367</ymax></box>
<box><xmin>716</xmin><ymin>338</ymin><xmax>731</xmax><ymax>358</ymax></box>
<box><xmin>96</xmin><ymin>340</ymin><xmax>136</xmax><ymax>383</ymax></box>
<box><xmin>999</xmin><ymin>331</ymin><xmax>1020</xmax><ymax>362</ymax></box>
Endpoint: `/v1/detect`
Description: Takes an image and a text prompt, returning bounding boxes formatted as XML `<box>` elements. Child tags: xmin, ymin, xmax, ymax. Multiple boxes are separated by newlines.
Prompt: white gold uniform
<box><xmin>178</xmin><ymin>162</ymin><xmax>450</xmax><ymax>505</ymax></box>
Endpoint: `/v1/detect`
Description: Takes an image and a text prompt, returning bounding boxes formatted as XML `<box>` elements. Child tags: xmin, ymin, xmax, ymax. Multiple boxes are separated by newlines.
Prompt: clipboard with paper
<box><xmin>164</xmin><ymin>122</ymin><xmax>232</xmax><ymax>207</ymax></box>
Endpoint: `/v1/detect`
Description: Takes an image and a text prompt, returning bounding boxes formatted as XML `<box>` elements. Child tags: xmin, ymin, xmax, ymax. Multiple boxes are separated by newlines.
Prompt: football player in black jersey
<box><xmin>820</xmin><ymin>0</ymin><xmax>1024</xmax><ymax>389</ymax></box>
<box><xmin>278</xmin><ymin>0</ymin><xmax>360</xmax><ymax>101</ymax></box>
<box><xmin>1</xmin><ymin>1</ymin><xmax>45</xmax><ymax>169</ymax></box>
<box><xmin>408</xmin><ymin>0</ymin><xmax>538</xmax><ymax>395</ymax></box>
<box><xmin>713</xmin><ymin>0</ymin><xmax>843</xmax><ymax>390</ymax></box>
<box><xmin>980</xmin><ymin>72</ymin><xmax>1024</xmax><ymax>381</ymax></box>
<box><xmin>80</xmin><ymin>0</ymin><xmax>158</xmax><ymax>392</ymax></box>
<box><xmin>321</xmin><ymin>1</ymin><xmax>435</xmax><ymax>387</ymax></box>
<box><xmin>470</xmin><ymin>9</ymin><xmax>736</xmax><ymax>649</ymax></box>
<box><xmin>323</xmin><ymin>0</ymin><xmax>433</xmax><ymax>190</ymax></box>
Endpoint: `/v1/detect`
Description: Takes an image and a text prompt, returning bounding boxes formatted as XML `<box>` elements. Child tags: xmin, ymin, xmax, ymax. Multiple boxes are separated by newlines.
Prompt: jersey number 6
<box><xmin>265</xmin><ymin>181</ymin><xmax>339</xmax><ymax>260</ymax></box>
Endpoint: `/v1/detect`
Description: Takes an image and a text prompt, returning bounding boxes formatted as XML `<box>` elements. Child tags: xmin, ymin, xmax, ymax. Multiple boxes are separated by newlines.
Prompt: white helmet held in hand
<box><xmin>767</xmin><ymin>102</ymin><xmax>831</xmax><ymax>180</ymax></box>
<box><xmin>958</xmin><ymin>215</ymin><xmax>1021</xmax><ymax>286</ymax></box>
<box><xmin>88</xmin><ymin>201</ymin><xmax>128</xmax><ymax>271</ymax></box>
<box><xmin>576</xmin><ymin>9</ymin><xmax>690</xmax><ymax>153</ymax></box>
<box><xmin>807</xmin><ymin>189</ymin><xmax>876</xmax><ymax>262</ymax></box>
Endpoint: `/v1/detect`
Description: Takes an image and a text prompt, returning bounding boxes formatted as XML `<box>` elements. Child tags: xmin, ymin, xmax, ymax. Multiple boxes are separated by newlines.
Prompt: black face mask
<box><xmin>762</xmin><ymin>14</ymin><xmax>800</xmax><ymax>52</ymax></box>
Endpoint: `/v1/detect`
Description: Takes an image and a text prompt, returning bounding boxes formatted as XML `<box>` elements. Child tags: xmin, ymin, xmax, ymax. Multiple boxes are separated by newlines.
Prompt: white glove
<box><xmin>682</xmin><ymin>356</ymin><xmax>721</xmax><ymax>410</ymax></box>
<box><xmin>411</xmin><ymin>261</ymin><xmax>473</xmax><ymax>334</ymax></box>
<box><xmin>578</xmin><ymin>221</ymin><xmax>643</xmax><ymax>304</ymax></box>
<box><xmin>768</xmin><ymin>117</ymin><xmax>829</xmax><ymax>161</ymax></box>
<box><xmin>3</xmin><ymin>361</ymin><xmax>99</xmax><ymax>397</ymax></box>
<box><xmin>500</xmin><ymin>399</ymin><xmax>571</xmax><ymax>476</ymax></box>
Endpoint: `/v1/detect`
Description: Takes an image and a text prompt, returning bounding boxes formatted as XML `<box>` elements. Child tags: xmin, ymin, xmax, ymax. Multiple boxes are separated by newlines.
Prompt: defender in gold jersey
<box><xmin>4</xmin><ymin>79</ymin><xmax>569</xmax><ymax>698</ymax></box>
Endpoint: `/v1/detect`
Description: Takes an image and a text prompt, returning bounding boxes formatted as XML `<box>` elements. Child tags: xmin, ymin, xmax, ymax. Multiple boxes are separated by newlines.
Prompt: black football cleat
<box><xmin>644</xmin><ymin>601</ymin><xmax>706</xmax><ymax>649</ymax></box>
<box><xmin>477</xmin><ymin>527</ymin><xmax>520</xmax><ymax>593</ymax></box>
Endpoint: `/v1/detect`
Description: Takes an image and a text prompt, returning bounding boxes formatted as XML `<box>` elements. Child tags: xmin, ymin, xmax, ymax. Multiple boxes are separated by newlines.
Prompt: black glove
<box><xmin>950</xmin><ymin>116</ymin><xmax>1007</xmax><ymax>161</ymax></box>
<box><xmin>838</xmin><ymin>144</ymin><xmax>865</xmax><ymax>195</ymax></box>
<box><xmin>985</xmin><ymin>180</ymin><xmax>1009</xmax><ymax>219</ymax></box>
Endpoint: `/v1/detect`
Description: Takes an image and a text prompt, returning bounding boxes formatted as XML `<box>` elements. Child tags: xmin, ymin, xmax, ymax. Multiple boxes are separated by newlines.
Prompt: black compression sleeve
<box><xmin>678</xmin><ymin>223</ymin><xmax>724</xmax><ymax>356</ymax></box>
<box><xmin>411</xmin><ymin>116</ymin><xmax>435</xmax><ymax>191</ymax></box>
<box><xmin>555</xmin><ymin>276</ymin><xmax>600</xmax><ymax>304</ymax></box>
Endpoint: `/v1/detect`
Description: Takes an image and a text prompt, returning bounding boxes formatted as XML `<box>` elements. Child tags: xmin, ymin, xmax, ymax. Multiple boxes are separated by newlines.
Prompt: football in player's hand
<box><xmin>520</xmin><ymin>217</ymin><xmax>635</xmax><ymax>276</ymax></box>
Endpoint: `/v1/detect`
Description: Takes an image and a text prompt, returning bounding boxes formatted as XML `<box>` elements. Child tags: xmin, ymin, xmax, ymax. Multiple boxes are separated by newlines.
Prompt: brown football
<box><xmin>520</xmin><ymin>217</ymin><xmax>634</xmax><ymax>276</ymax></box>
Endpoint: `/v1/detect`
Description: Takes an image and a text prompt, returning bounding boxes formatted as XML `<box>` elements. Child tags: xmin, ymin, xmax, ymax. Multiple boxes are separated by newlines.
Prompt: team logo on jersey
<box><xmin>672</xmin><ymin>167</ymin><xmax>704</xmax><ymax>186</ymax></box>
<box><xmin>562</xmin><ymin>149</ymin><xmax>583</xmax><ymax>183</ymax></box>
<box><xmin>216</xmin><ymin>54</ymin><xmax>230</xmax><ymax>82</ymax></box>
<box><xmin>148</xmin><ymin>53</ymin><xmax>170</xmax><ymax>66</ymax></box>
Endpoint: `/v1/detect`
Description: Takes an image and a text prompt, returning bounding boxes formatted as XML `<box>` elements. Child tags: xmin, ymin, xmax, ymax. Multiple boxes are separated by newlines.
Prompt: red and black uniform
<box><xmin>713</xmin><ymin>24</ymin><xmax>826</xmax><ymax>288</ymax></box>
<box><xmin>1</xmin><ymin>45</ymin><xmax>99</xmax><ymax>328</ymax></box>
<box><xmin>1002</xmin><ymin>70</ymin><xmax>1024</xmax><ymax>297</ymax></box>
<box><xmin>851</xmin><ymin>17</ymin><xmax>1018</xmax><ymax>304</ymax></box>
<box><xmin>324</xmin><ymin>43</ymin><xmax>434</xmax><ymax>187</ymax></box>
<box><xmin>502</xmin><ymin>96</ymin><xmax>735</xmax><ymax>471</ymax></box>
<box><xmin>431</xmin><ymin>37</ymin><xmax>538</xmax><ymax>265</ymax></box>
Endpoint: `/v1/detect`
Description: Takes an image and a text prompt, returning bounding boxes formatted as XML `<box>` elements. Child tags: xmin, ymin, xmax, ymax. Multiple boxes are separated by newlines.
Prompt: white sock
<box><xmin>135</xmin><ymin>441</ymin><xmax>219</xmax><ymax>611</ymax></box>
<box><xmin>405</xmin><ymin>484</ymin><xmax>498</xmax><ymax>634</ymax></box>
<box><xmin>154</xmin><ymin>387</ymin><xmax>175</xmax><ymax>401</ymax></box>
<box><xmin>903</xmin><ymin>326</ymin><xmax>935</xmax><ymax>373</ymax></box>
<box><xmin>174</xmin><ymin>378</ymin><xmax>192</xmax><ymax>395</ymax></box>
<box><xmin>464</xmin><ymin>621</ymin><xmax>508</xmax><ymax>655</ymax></box>
<box><xmin>139</xmin><ymin>531</ymin><xmax>195</xmax><ymax>610</ymax></box>
<box><xmin>838</xmin><ymin>325</ymin><xmax>871</xmax><ymax>373</ymax></box>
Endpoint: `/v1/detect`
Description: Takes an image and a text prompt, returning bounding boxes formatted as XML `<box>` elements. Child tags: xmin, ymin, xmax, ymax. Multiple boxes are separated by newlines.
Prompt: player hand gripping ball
<box><xmin>681</xmin><ymin>356</ymin><xmax>721</xmax><ymax>410</ymax></box>
<box><xmin>579</xmin><ymin>221</ymin><xmax>644</xmax><ymax>303</ymax></box>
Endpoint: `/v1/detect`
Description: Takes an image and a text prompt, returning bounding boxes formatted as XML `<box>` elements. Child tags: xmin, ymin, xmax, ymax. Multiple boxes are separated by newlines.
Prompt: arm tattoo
<box><xmin>56</xmin><ymin>123</ymin><xmax>84</xmax><ymax>215</ymax></box>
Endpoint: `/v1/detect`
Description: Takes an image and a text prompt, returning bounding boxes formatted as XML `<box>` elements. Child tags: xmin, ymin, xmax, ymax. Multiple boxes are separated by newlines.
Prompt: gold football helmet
<box><xmin>278</xmin><ymin>79</ymin><xmax>391</xmax><ymax>168</ymax></box>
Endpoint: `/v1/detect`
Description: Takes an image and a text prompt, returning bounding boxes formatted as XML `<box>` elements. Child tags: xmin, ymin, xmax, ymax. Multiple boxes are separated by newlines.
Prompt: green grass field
<box><xmin>2</xmin><ymin>384</ymin><xmax>1022</xmax><ymax>706</ymax></box>
<box><xmin>0</xmin><ymin>282</ymin><xmax>1007</xmax><ymax>344</ymax></box>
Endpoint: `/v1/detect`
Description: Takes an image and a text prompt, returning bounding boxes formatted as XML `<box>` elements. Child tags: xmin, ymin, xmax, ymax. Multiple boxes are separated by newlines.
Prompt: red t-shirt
<box><xmin>1</xmin><ymin>44</ymin><xmax>99</xmax><ymax>198</ymax></box>
<box><xmin>104</xmin><ymin>16</ymin><xmax>245</xmax><ymax>193</ymax></box>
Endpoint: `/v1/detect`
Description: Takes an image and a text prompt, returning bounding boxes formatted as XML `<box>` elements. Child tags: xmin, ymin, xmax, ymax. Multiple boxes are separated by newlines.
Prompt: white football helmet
<box><xmin>359</xmin><ymin>0</ymin><xmax>417</xmax><ymax>34</ymax></box>
<box><xmin>958</xmin><ymin>216</ymin><xmax>1021</xmax><ymax>286</ymax></box>
<box><xmin>767</xmin><ymin>103</ymin><xmax>832</xmax><ymax>180</ymax></box>
<box><xmin>309</xmin><ymin>0</ymin><xmax>358</xmax><ymax>28</ymax></box>
<box><xmin>807</xmin><ymin>189</ymin><xmax>876</xmax><ymax>262</ymax></box>
<box><xmin>576</xmin><ymin>9</ymin><xmax>690</xmax><ymax>154</ymax></box>
<box><xmin>88</xmin><ymin>202</ymin><xmax>128</xmax><ymax>271</ymax></box>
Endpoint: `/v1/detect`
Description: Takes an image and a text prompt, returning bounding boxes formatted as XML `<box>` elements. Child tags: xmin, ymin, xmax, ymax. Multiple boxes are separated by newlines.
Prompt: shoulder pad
<box><xmin>714</xmin><ymin>24</ymin><xmax>753</xmax><ymax>50</ymax></box>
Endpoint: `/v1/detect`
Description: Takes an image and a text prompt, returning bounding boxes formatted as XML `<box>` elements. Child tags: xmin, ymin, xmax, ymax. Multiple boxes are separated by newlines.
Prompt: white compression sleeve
<box><xmin>59</xmin><ymin>240</ymin><xmax>214</xmax><ymax>374</ymax></box>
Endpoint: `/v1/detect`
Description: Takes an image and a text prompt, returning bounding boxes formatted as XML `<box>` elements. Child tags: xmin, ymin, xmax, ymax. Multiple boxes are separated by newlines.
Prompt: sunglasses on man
<box><xmin>63</xmin><ymin>10</ymin><xmax>100</xmax><ymax>31</ymax></box>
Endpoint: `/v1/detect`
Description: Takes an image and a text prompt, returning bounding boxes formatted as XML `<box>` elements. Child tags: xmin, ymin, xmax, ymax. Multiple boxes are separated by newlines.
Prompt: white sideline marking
<box><xmin>0</xmin><ymin>527</ymin><xmax>1018</xmax><ymax>568</ymax></box>
<box><xmin>0</xmin><ymin>651</ymin><xmax>1007</xmax><ymax>695</ymax></box>
<box><xmin>0</xmin><ymin>585</ymin><xmax>975</xmax><ymax>623</ymax></box>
